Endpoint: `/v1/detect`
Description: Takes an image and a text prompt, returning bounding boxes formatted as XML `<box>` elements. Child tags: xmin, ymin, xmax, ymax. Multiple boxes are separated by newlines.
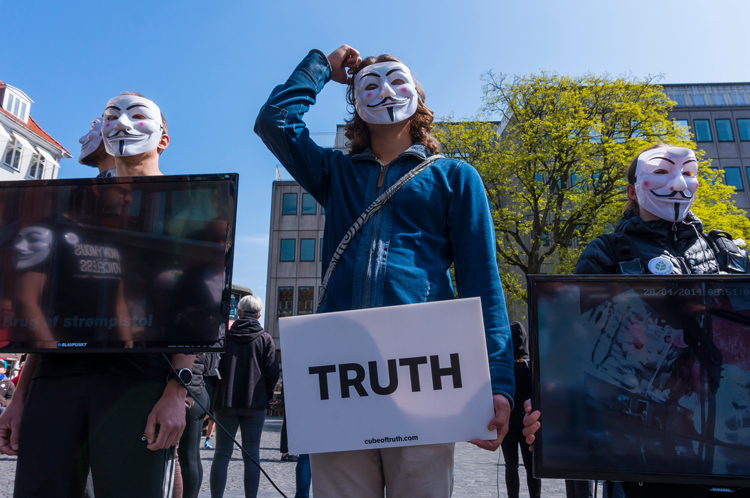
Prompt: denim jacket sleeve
<box><xmin>254</xmin><ymin>49</ymin><xmax>342</xmax><ymax>205</ymax></box>
<box><xmin>448</xmin><ymin>162</ymin><xmax>515</xmax><ymax>403</ymax></box>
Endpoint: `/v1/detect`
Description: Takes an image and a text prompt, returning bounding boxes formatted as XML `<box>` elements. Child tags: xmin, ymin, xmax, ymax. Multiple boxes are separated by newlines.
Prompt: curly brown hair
<box><xmin>344</xmin><ymin>55</ymin><xmax>441</xmax><ymax>156</ymax></box>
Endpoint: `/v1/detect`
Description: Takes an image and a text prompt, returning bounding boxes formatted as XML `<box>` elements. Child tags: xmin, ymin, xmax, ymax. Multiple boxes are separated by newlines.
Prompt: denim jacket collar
<box><xmin>350</xmin><ymin>143</ymin><xmax>429</xmax><ymax>163</ymax></box>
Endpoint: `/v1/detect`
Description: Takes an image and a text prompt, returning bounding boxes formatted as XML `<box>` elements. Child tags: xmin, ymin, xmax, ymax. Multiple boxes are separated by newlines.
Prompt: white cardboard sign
<box><xmin>279</xmin><ymin>297</ymin><xmax>496</xmax><ymax>454</ymax></box>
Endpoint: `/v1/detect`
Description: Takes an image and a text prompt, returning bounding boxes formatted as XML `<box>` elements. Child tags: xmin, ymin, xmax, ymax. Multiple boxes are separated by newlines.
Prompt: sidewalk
<box><xmin>0</xmin><ymin>416</ymin><xmax>601</xmax><ymax>497</ymax></box>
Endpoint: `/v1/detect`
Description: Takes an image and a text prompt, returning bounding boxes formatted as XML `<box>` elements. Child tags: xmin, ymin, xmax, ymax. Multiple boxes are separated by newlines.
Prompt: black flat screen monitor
<box><xmin>528</xmin><ymin>275</ymin><xmax>750</xmax><ymax>487</ymax></box>
<box><xmin>0</xmin><ymin>174</ymin><xmax>238</xmax><ymax>353</ymax></box>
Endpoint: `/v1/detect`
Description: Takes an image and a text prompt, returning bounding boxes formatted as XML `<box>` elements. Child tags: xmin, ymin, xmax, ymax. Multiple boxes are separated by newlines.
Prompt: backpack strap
<box><xmin>705</xmin><ymin>230</ymin><xmax>749</xmax><ymax>273</ymax></box>
<box><xmin>317</xmin><ymin>154</ymin><xmax>444</xmax><ymax>309</ymax></box>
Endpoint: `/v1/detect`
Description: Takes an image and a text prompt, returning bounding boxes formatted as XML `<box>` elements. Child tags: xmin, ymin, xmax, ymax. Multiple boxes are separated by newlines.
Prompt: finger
<box><xmin>523</xmin><ymin>411</ymin><xmax>541</xmax><ymax>426</ymax></box>
<box><xmin>524</xmin><ymin>399</ymin><xmax>532</xmax><ymax>413</ymax></box>
<box><xmin>470</xmin><ymin>438</ymin><xmax>500</xmax><ymax>451</ymax></box>
<box><xmin>525</xmin><ymin>434</ymin><xmax>536</xmax><ymax>446</ymax></box>
<box><xmin>9</xmin><ymin>421</ymin><xmax>20</xmax><ymax>453</ymax></box>
<box><xmin>0</xmin><ymin>428</ymin><xmax>14</xmax><ymax>456</ymax></box>
<box><xmin>144</xmin><ymin>414</ymin><xmax>157</xmax><ymax>445</ymax></box>
<box><xmin>522</xmin><ymin>421</ymin><xmax>541</xmax><ymax>438</ymax></box>
<box><xmin>147</xmin><ymin>425</ymin><xmax>169</xmax><ymax>451</ymax></box>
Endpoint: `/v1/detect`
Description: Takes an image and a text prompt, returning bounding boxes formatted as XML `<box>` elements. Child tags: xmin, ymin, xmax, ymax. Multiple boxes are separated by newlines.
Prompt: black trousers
<box><xmin>500</xmin><ymin>404</ymin><xmax>541</xmax><ymax>498</ymax></box>
<box><xmin>177</xmin><ymin>388</ymin><xmax>209</xmax><ymax>498</ymax></box>
<box><xmin>14</xmin><ymin>373</ymin><xmax>169</xmax><ymax>498</ymax></box>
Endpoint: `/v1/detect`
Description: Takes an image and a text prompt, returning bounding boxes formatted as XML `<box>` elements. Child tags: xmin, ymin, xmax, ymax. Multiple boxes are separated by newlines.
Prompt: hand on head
<box><xmin>327</xmin><ymin>45</ymin><xmax>362</xmax><ymax>85</ymax></box>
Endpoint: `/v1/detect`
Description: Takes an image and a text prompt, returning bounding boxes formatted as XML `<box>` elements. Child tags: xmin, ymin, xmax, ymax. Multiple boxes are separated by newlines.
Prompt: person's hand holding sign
<box><xmin>471</xmin><ymin>394</ymin><xmax>511</xmax><ymax>451</ymax></box>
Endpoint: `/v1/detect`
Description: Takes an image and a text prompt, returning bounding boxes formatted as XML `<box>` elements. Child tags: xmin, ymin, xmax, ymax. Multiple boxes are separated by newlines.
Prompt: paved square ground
<box><xmin>0</xmin><ymin>416</ymin><xmax>602</xmax><ymax>497</ymax></box>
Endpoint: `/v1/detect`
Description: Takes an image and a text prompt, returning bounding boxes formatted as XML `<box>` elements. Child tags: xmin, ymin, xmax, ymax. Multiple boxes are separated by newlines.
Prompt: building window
<box><xmin>321</xmin><ymin>205</ymin><xmax>325</xmax><ymax>215</ymax></box>
<box><xmin>280</xmin><ymin>239</ymin><xmax>296</xmax><ymax>261</ymax></box>
<box><xmin>320</xmin><ymin>237</ymin><xmax>324</xmax><ymax>261</ymax></box>
<box><xmin>694</xmin><ymin>120</ymin><xmax>712</xmax><ymax>142</ymax></box>
<box><xmin>298</xmin><ymin>287</ymin><xmax>314</xmax><ymax>315</ymax></box>
<box><xmin>282</xmin><ymin>193</ymin><xmax>297</xmax><ymax>215</ymax></box>
<box><xmin>715</xmin><ymin>119</ymin><xmax>734</xmax><ymax>142</ymax></box>
<box><xmin>278</xmin><ymin>287</ymin><xmax>294</xmax><ymax>317</ymax></box>
<box><xmin>28</xmin><ymin>154</ymin><xmax>45</xmax><ymax>179</ymax></box>
<box><xmin>733</xmin><ymin>95</ymin><xmax>746</xmax><ymax>105</ymax></box>
<box><xmin>300</xmin><ymin>238</ymin><xmax>315</xmax><ymax>261</ymax></box>
<box><xmin>693</xmin><ymin>95</ymin><xmax>705</xmax><ymax>106</ymax></box>
<box><xmin>674</xmin><ymin>119</ymin><xmax>690</xmax><ymax>140</ymax></box>
<box><xmin>713</xmin><ymin>95</ymin><xmax>725</xmax><ymax>106</ymax></box>
<box><xmin>3</xmin><ymin>138</ymin><xmax>22</xmax><ymax>171</ymax></box>
<box><xmin>301</xmin><ymin>193</ymin><xmax>317</xmax><ymax>214</ymax></box>
<box><xmin>672</xmin><ymin>95</ymin><xmax>686</xmax><ymax>106</ymax></box>
<box><xmin>724</xmin><ymin>167</ymin><xmax>744</xmax><ymax>191</ymax></box>
<box><xmin>737</xmin><ymin>119</ymin><xmax>750</xmax><ymax>141</ymax></box>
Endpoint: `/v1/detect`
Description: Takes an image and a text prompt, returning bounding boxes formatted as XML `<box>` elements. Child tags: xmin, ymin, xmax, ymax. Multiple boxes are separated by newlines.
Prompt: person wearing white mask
<box><xmin>0</xmin><ymin>92</ymin><xmax>193</xmax><ymax>498</ymax></box>
<box><xmin>522</xmin><ymin>143</ymin><xmax>750</xmax><ymax>498</ymax></box>
<box><xmin>255</xmin><ymin>46</ymin><xmax>515</xmax><ymax>498</ymax></box>
<box><xmin>78</xmin><ymin>116</ymin><xmax>116</xmax><ymax>178</ymax></box>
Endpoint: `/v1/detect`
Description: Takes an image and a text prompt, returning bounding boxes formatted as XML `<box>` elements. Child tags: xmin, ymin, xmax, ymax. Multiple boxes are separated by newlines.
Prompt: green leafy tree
<box><xmin>435</xmin><ymin>72</ymin><xmax>728</xmax><ymax>318</ymax></box>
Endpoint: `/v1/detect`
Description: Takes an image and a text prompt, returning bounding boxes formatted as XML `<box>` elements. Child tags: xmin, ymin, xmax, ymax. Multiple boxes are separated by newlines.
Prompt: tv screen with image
<box><xmin>0</xmin><ymin>173</ymin><xmax>238</xmax><ymax>352</ymax></box>
<box><xmin>528</xmin><ymin>275</ymin><xmax>750</xmax><ymax>487</ymax></box>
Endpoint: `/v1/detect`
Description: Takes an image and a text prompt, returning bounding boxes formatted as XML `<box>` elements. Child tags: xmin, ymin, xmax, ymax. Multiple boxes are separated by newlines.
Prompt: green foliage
<box><xmin>435</xmin><ymin>71</ymin><xmax>699</xmax><ymax>318</ymax></box>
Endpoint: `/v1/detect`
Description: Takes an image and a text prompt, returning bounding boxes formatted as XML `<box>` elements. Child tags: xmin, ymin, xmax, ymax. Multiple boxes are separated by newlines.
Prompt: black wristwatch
<box><xmin>167</xmin><ymin>368</ymin><xmax>193</xmax><ymax>387</ymax></box>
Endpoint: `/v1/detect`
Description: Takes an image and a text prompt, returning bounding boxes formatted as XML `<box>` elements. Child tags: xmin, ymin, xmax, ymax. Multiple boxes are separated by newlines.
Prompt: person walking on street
<box><xmin>210</xmin><ymin>295</ymin><xmax>279</xmax><ymax>498</ymax></box>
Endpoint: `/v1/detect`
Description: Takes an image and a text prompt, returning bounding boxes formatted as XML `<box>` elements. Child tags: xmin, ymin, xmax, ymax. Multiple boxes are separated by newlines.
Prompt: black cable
<box><xmin>594</xmin><ymin>480</ymin><xmax>598</xmax><ymax>498</ymax></box>
<box><xmin>162</xmin><ymin>354</ymin><xmax>288</xmax><ymax>498</ymax></box>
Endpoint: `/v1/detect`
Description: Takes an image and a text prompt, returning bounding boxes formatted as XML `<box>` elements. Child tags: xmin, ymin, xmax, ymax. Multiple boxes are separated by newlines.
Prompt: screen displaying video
<box><xmin>0</xmin><ymin>174</ymin><xmax>238</xmax><ymax>352</ymax></box>
<box><xmin>529</xmin><ymin>276</ymin><xmax>750</xmax><ymax>487</ymax></box>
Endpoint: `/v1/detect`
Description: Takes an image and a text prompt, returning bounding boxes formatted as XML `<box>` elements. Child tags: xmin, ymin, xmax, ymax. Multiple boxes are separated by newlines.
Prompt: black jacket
<box><xmin>186</xmin><ymin>353</ymin><xmax>213</xmax><ymax>396</ymax></box>
<box><xmin>215</xmin><ymin>317</ymin><xmax>279</xmax><ymax>411</ymax></box>
<box><xmin>575</xmin><ymin>211</ymin><xmax>747</xmax><ymax>275</ymax></box>
<box><xmin>0</xmin><ymin>377</ymin><xmax>14</xmax><ymax>407</ymax></box>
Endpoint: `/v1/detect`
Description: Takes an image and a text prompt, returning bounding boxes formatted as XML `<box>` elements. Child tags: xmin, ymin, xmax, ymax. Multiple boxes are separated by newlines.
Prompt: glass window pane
<box><xmin>738</xmin><ymin>119</ymin><xmax>750</xmax><ymax>141</ymax></box>
<box><xmin>320</xmin><ymin>237</ymin><xmax>324</xmax><ymax>261</ymax></box>
<box><xmin>301</xmin><ymin>193</ymin><xmax>317</xmax><ymax>214</ymax></box>
<box><xmin>733</xmin><ymin>95</ymin><xmax>746</xmax><ymax>105</ymax></box>
<box><xmin>12</xmin><ymin>98</ymin><xmax>20</xmax><ymax>115</ymax></box>
<box><xmin>716</xmin><ymin>119</ymin><xmax>734</xmax><ymax>142</ymax></box>
<box><xmin>724</xmin><ymin>167</ymin><xmax>744</xmax><ymax>191</ymax></box>
<box><xmin>674</xmin><ymin>120</ymin><xmax>690</xmax><ymax>140</ymax></box>
<box><xmin>298</xmin><ymin>287</ymin><xmax>314</xmax><ymax>315</ymax></box>
<box><xmin>278</xmin><ymin>287</ymin><xmax>294</xmax><ymax>317</ymax></box>
<box><xmin>20</xmin><ymin>102</ymin><xmax>27</xmax><ymax>120</ymax></box>
<box><xmin>280</xmin><ymin>239</ymin><xmax>295</xmax><ymax>261</ymax></box>
<box><xmin>300</xmin><ymin>238</ymin><xmax>315</xmax><ymax>261</ymax></box>
<box><xmin>282</xmin><ymin>193</ymin><xmax>297</xmax><ymax>215</ymax></box>
<box><xmin>713</xmin><ymin>95</ymin><xmax>725</xmax><ymax>106</ymax></box>
<box><xmin>672</xmin><ymin>95</ymin><xmax>685</xmax><ymax>106</ymax></box>
<box><xmin>5</xmin><ymin>94</ymin><xmax>14</xmax><ymax>112</ymax></box>
<box><xmin>694</xmin><ymin>120</ymin><xmax>712</xmax><ymax>142</ymax></box>
<box><xmin>693</xmin><ymin>95</ymin><xmax>705</xmax><ymax>106</ymax></box>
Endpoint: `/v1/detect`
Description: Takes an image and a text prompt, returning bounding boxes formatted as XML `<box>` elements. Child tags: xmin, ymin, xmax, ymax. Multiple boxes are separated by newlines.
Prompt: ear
<box><xmin>157</xmin><ymin>133</ymin><xmax>170</xmax><ymax>154</ymax></box>
<box><xmin>626</xmin><ymin>184</ymin><xmax>638</xmax><ymax>201</ymax></box>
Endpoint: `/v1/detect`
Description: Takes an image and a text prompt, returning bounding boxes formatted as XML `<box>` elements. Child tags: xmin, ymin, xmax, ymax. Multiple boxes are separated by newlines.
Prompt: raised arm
<box><xmin>254</xmin><ymin>46</ymin><xmax>361</xmax><ymax>204</ymax></box>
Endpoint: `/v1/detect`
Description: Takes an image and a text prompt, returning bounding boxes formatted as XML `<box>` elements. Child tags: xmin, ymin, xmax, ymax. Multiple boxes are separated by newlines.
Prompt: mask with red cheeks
<box><xmin>634</xmin><ymin>146</ymin><xmax>699</xmax><ymax>222</ymax></box>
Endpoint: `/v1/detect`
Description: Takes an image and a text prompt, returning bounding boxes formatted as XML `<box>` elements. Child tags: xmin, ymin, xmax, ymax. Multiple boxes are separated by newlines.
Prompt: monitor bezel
<box><xmin>527</xmin><ymin>274</ymin><xmax>750</xmax><ymax>487</ymax></box>
<box><xmin>0</xmin><ymin>173</ymin><xmax>239</xmax><ymax>353</ymax></box>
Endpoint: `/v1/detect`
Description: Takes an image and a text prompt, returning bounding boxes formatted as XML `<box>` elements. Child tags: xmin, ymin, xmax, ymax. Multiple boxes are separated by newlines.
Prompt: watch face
<box><xmin>178</xmin><ymin>369</ymin><xmax>192</xmax><ymax>384</ymax></box>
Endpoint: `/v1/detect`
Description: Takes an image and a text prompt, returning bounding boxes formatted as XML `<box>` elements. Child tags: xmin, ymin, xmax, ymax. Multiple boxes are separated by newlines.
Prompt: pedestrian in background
<box><xmin>500</xmin><ymin>323</ymin><xmax>540</xmax><ymax>498</ymax></box>
<box><xmin>210</xmin><ymin>295</ymin><xmax>279</xmax><ymax>498</ymax></box>
<box><xmin>0</xmin><ymin>360</ymin><xmax>14</xmax><ymax>414</ymax></box>
<box><xmin>177</xmin><ymin>353</ymin><xmax>212</xmax><ymax>498</ymax></box>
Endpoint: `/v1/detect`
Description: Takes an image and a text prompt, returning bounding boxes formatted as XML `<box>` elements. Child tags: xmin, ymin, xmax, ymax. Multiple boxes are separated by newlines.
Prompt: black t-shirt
<box><xmin>20</xmin><ymin>223</ymin><xmax>168</xmax><ymax>380</ymax></box>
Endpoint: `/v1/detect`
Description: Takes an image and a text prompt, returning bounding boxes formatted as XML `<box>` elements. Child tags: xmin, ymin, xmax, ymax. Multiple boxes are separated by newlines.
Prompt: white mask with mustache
<box><xmin>13</xmin><ymin>226</ymin><xmax>52</xmax><ymax>270</ymax></box>
<box><xmin>78</xmin><ymin>117</ymin><xmax>104</xmax><ymax>164</ymax></box>
<box><xmin>101</xmin><ymin>95</ymin><xmax>163</xmax><ymax>157</ymax></box>
<box><xmin>634</xmin><ymin>146</ymin><xmax>699</xmax><ymax>223</ymax></box>
<box><xmin>354</xmin><ymin>62</ymin><xmax>418</xmax><ymax>125</ymax></box>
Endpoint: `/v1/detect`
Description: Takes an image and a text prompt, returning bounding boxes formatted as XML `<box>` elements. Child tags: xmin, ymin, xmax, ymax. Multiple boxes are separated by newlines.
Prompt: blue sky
<box><xmin>3</xmin><ymin>0</ymin><xmax>749</xmax><ymax>305</ymax></box>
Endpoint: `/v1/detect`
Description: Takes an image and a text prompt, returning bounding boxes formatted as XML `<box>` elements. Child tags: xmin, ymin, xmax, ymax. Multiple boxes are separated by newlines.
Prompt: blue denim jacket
<box><xmin>254</xmin><ymin>49</ymin><xmax>514</xmax><ymax>400</ymax></box>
